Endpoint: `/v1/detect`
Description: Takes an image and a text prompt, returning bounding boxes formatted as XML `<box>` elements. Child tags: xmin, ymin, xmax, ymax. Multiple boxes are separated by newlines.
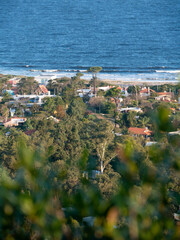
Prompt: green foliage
<box><xmin>101</xmin><ymin>101</ymin><xmax>116</xmax><ymax>114</ymax></box>
<box><xmin>127</xmin><ymin>85</ymin><xmax>140</xmax><ymax>94</ymax></box>
<box><xmin>0</xmin><ymin>88</ymin><xmax>179</xmax><ymax>239</ymax></box>
<box><xmin>1</xmin><ymin>92</ymin><xmax>13</xmax><ymax>103</ymax></box>
<box><xmin>43</xmin><ymin>97</ymin><xmax>64</xmax><ymax>115</ymax></box>
<box><xmin>118</xmin><ymin>111</ymin><xmax>138</xmax><ymax>128</ymax></box>
<box><xmin>67</xmin><ymin>97</ymin><xmax>86</xmax><ymax>119</ymax></box>
<box><xmin>17</xmin><ymin>77</ymin><xmax>38</xmax><ymax>94</ymax></box>
<box><xmin>88</xmin><ymin>66</ymin><xmax>102</xmax><ymax>77</ymax></box>
<box><xmin>105</xmin><ymin>87</ymin><xmax>122</xmax><ymax>99</ymax></box>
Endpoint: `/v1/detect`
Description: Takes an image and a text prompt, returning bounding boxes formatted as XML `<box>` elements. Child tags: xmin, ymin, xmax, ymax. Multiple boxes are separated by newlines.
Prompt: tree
<box><xmin>126</xmin><ymin>111</ymin><xmax>137</xmax><ymax>127</ymax></box>
<box><xmin>17</xmin><ymin>77</ymin><xmax>38</xmax><ymax>94</ymax></box>
<box><xmin>54</xmin><ymin>105</ymin><xmax>66</xmax><ymax>119</ymax></box>
<box><xmin>105</xmin><ymin>87</ymin><xmax>122</xmax><ymax>128</ymax></box>
<box><xmin>67</xmin><ymin>97</ymin><xmax>86</xmax><ymax>119</ymax></box>
<box><xmin>88</xmin><ymin>66</ymin><xmax>102</xmax><ymax>96</ymax></box>
<box><xmin>71</xmin><ymin>72</ymin><xmax>84</xmax><ymax>83</ymax></box>
<box><xmin>138</xmin><ymin>116</ymin><xmax>150</xmax><ymax>128</ymax></box>
<box><xmin>88</xmin><ymin>96</ymin><xmax>105</xmax><ymax>113</ymax></box>
<box><xmin>0</xmin><ymin>104</ymin><xmax>9</xmax><ymax>122</ymax></box>
<box><xmin>82</xmin><ymin>119</ymin><xmax>116</xmax><ymax>174</ymax></box>
<box><xmin>127</xmin><ymin>85</ymin><xmax>140</xmax><ymax>106</ymax></box>
<box><xmin>1</xmin><ymin>92</ymin><xmax>12</xmax><ymax>103</ymax></box>
<box><xmin>43</xmin><ymin>97</ymin><xmax>64</xmax><ymax>115</ymax></box>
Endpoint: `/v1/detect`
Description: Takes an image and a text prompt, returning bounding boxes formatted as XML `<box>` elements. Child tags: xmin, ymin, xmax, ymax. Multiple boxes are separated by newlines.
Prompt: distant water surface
<box><xmin>0</xmin><ymin>0</ymin><xmax>179</xmax><ymax>81</ymax></box>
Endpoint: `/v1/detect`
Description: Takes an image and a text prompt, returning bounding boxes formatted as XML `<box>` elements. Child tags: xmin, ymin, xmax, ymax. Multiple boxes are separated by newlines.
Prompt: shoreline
<box><xmin>100</xmin><ymin>78</ymin><xmax>179</xmax><ymax>86</ymax></box>
<box><xmin>0</xmin><ymin>71</ymin><xmax>179</xmax><ymax>87</ymax></box>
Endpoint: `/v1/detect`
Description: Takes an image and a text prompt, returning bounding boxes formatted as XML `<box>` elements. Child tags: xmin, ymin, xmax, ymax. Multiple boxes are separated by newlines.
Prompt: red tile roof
<box><xmin>140</xmin><ymin>88</ymin><xmax>148</xmax><ymax>93</ymax></box>
<box><xmin>117</xmin><ymin>87</ymin><xmax>123</xmax><ymax>90</ymax></box>
<box><xmin>128</xmin><ymin>127</ymin><xmax>152</xmax><ymax>136</ymax></box>
<box><xmin>140</xmin><ymin>88</ymin><xmax>156</xmax><ymax>94</ymax></box>
<box><xmin>38</xmin><ymin>85</ymin><xmax>48</xmax><ymax>94</ymax></box>
<box><xmin>157</xmin><ymin>92</ymin><xmax>172</xmax><ymax>96</ymax></box>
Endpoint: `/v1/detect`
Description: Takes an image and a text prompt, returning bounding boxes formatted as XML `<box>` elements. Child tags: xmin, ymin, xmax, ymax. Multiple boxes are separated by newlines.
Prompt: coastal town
<box><xmin>0</xmin><ymin>71</ymin><xmax>179</xmax><ymax>140</ymax></box>
<box><xmin>0</xmin><ymin>0</ymin><xmax>179</xmax><ymax>238</ymax></box>
<box><xmin>0</xmin><ymin>70</ymin><xmax>180</xmax><ymax>237</ymax></box>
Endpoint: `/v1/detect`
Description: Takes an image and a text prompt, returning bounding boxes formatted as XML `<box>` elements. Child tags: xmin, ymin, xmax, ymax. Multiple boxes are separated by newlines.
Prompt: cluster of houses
<box><xmin>0</xmin><ymin>76</ymin><xmax>57</xmax><ymax>127</ymax></box>
<box><xmin>77</xmin><ymin>85</ymin><xmax>176</xmax><ymax>103</ymax></box>
<box><xmin>0</xmin><ymin>75</ymin><xmax>179</xmax><ymax>139</ymax></box>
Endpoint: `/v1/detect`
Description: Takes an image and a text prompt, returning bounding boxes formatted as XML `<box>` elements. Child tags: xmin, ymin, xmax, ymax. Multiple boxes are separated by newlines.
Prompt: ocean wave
<box><xmin>30</xmin><ymin>69</ymin><xmax>60</xmax><ymax>73</ymax></box>
<box><xmin>155</xmin><ymin>70</ymin><xmax>180</xmax><ymax>73</ymax></box>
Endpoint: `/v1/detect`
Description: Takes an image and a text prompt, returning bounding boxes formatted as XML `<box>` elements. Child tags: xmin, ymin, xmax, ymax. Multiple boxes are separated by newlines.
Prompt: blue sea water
<box><xmin>0</xmin><ymin>0</ymin><xmax>179</xmax><ymax>82</ymax></box>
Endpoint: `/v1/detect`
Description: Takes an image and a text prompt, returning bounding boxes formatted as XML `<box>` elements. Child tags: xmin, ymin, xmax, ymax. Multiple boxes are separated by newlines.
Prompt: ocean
<box><xmin>0</xmin><ymin>0</ymin><xmax>179</xmax><ymax>82</ymax></box>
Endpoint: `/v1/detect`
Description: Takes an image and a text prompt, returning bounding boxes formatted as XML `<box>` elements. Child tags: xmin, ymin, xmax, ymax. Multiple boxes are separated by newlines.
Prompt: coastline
<box><xmin>0</xmin><ymin>68</ymin><xmax>179</xmax><ymax>86</ymax></box>
<box><xmin>100</xmin><ymin>78</ymin><xmax>179</xmax><ymax>86</ymax></box>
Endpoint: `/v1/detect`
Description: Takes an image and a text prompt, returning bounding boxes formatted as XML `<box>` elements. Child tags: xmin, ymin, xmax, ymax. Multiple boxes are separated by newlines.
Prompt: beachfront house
<box><xmin>35</xmin><ymin>74</ymin><xmax>57</xmax><ymax>86</ymax></box>
<box><xmin>7</xmin><ymin>77</ymin><xmax>21</xmax><ymax>86</ymax></box>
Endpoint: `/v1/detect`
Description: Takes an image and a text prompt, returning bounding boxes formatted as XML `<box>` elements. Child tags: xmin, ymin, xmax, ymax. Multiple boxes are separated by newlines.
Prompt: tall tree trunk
<box><xmin>93</xmin><ymin>76</ymin><xmax>97</xmax><ymax>97</ymax></box>
<box><xmin>100</xmin><ymin>160</ymin><xmax>104</xmax><ymax>174</ymax></box>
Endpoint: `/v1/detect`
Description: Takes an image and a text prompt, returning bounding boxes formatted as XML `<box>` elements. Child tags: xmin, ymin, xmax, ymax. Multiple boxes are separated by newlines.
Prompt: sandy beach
<box><xmin>98</xmin><ymin>78</ymin><xmax>179</xmax><ymax>86</ymax></box>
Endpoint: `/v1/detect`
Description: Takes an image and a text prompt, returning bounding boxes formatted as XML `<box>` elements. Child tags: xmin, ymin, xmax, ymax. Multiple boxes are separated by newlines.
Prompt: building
<box><xmin>35</xmin><ymin>74</ymin><xmax>57</xmax><ymax>85</ymax></box>
<box><xmin>145</xmin><ymin>141</ymin><xmax>157</xmax><ymax>147</ymax></box>
<box><xmin>168</xmin><ymin>130</ymin><xmax>180</xmax><ymax>136</ymax></box>
<box><xmin>34</xmin><ymin>85</ymin><xmax>49</xmax><ymax>95</ymax></box>
<box><xmin>3</xmin><ymin>117</ymin><xmax>27</xmax><ymax>127</ymax></box>
<box><xmin>155</xmin><ymin>92</ymin><xmax>173</xmax><ymax>102</ymax></box>
<box><xmin>139</xmin><ymin>87</ymin><xmax>157</xmax><ymax>97</ymax></box>
<box><xmin>120</xmin><ymin>107</ymin><xmax>142</xmax><ymax>113</ymax></box>
<box><xmin>47</xmin><ymin>116</ymin><xmax>60</xmax><ymax>123</ymax></box>
<box><xmin>11</xmin><ymin>93</ymin><xmax>56</xmax><ymax>105</ymax></box>
<box><xmin>128</xmin><ymin>127</ymin><xmax>152</xmax><ymax>137</ymax></box>
<box><xmin>7</xmin><ymin>77</ymin><xmax>21</xmax><ymax>86</ymax></box>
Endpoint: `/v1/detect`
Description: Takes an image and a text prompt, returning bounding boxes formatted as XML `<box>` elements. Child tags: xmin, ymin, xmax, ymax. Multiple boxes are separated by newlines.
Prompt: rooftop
<box><xmin>128</xmin><ymin>127</ymin><xmax>152</xmax><ymax>136</ymax></box>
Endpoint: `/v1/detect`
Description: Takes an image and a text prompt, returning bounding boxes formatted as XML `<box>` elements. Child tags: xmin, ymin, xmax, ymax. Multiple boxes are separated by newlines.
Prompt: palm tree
<box><xmin>138</xmin><ymin>116</ymin><xmax>150</xmax><ymax>128</ymax></box>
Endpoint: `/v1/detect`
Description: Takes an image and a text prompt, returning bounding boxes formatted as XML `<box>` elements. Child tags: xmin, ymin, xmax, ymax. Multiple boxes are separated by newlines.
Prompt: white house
<box><xmin>119</xmin><ymin>107</ymin><xmax>143</xmax><ymax>113</ymax></box>
<box><xmin>35</xmin><ymin>74</ymin><xmax>57</xmax><ymax>85</ymax></box>
<box><xmin>3</xmin><ymin>117</ymin><xmax>27</xmax><ymax>127</ymax></box>
<box><xmin>11</xmin><ymin>93</ymin><xmax>56</xmax><ymax>105</ymax></box>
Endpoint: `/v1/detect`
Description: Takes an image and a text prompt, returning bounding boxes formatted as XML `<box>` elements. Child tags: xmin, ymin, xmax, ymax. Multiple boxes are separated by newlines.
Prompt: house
<box><xmin>170</xmin><ymin>108</ymin><xmax>176</xmax><ymax>114</ymax></box>
<box><xmin>140</xmin><ymin>87</ymin><xmax>150</xmax><ymax>97</ymax></box>
<box><xmin>3</xmin><ymin>90</ymin><xmax>15</xmax><ymax>95</ymax></box>
<box><xmin>145</xmin><ymin>141</ymin><xmax>157</xmax><ymax>147</ymax></box>
<box><xmin>9</xmin><ymin>108</ymin><xmax>16</xmax><ymax>117</ymax></box>
<box><xmin>139</xmin><ymin>87</ymin><xmax>157</xmax><ymax>97</ymax></box>
<box><xmin>155</xmin><ymin>92</ymin><xmax>173</xmax><ymax>102</ymax></box>
<box><xmin>11</xmin><ymin>93</ymin><xmax>56</xmax><ymax>105</ymax></box>
<box><xmin>110</xmin><ymin>98</ymin><xmax>123</xmax><ymax>104</ymax></box>
<box><xmin>77</xmin><ymin>88</ymin><xmax>91</xmax><ymax>98</ymax></box>
<box><xmin>128</xmin><ymin>127</ymin><xmax>152</xmax><ymax>137</ymax></box>
<box><xmin>35</xmin><ymin>74</ymin><xmax>57</xmax><ymax>85</ymax></box>
<box><xmin>11</xmin><ymin>87</ymin><xmax>18</xmax><ymax>95</ymax></box>
<box><xmin>168</xmin><ymin>130</ymin><xmax>180</xmax><ymax>136</ymax></box>
<box><xmin>3</xmin><ymin>117</ymin><xmax>27</xmax><ymax>127</ymax></box>
<box><xmin>7</xmin><ymin>77</ymin><xmax>21</xmax><ymax>86</ymax></box>
<box><xmin>47</xmin><ymin>116</ymin><xmax>60</xmax><ymax>123</ymax></box>
<box><xmin>120</xmin><ymin>107</ymin><xmax>142</xmax><ymax>113</ymax></box>
<box><xmin>98</xmin><ymin>86</ymin><xmax>111</xmax><ymax>91</ymax></box>
<box><xmin>34</xmin><ymin>85</ymin><xmax>49</xmax><ymax>95</ymax></box>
